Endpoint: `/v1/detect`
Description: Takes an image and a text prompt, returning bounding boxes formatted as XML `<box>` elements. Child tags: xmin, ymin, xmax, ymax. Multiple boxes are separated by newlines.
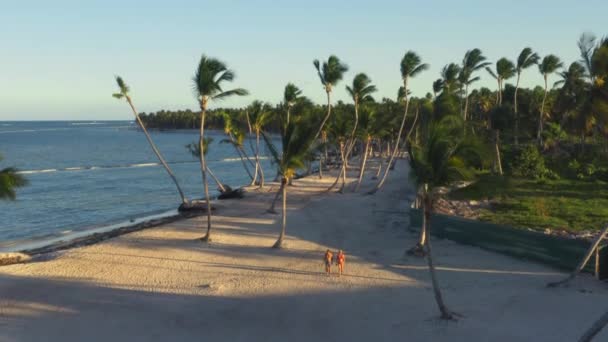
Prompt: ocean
<box><xmin>0</xmin><ymin>121</ymin><xmax>278</xmax><ymax>251</ymax></box>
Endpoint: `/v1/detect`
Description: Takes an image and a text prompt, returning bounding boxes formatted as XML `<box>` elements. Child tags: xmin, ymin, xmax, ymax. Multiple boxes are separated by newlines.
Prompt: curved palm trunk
<box><xmin>423</xmin><ymin>197</ymin><xmax>454</xmax><ymax>320</ymax></box>
<box><xmin>199</xmin><ymin>105</ymin><xmax>213</xmax><ymax>242</ymax></box>
<box><xmin>355</xmin><ymin>136</ymin><xmax>371</xmax><ymax>192</ymax></box>
<box><xmin>345</xmin><ymin>100</ymin><xmax>359</xmax><ymax>161</ymax></box>
<box><xmin>538</xmin><ymin>75</ymin><xmax>548</xmax><ymax>146</ymax></box>
<box><xmin>255</xmin><ymin>129</ymin><xmax>265</xmax><ymax>188</ymax></box>
<box><xmin>126</xmin><ymin>98</ymin><xmax>188</xmax><ymax>204</ymax></box>
<box><xmin>514</xmin><ymin>73</ymin><xmax>521</xmax><ymax>145</ymax></box>
<box><xmin>313</xmin><ymin>90</ymin><xmax>333</xmax><ymax>142</ymax></box>
<box><xmin>272</xmin><ymin>177</ymin><xmax>288</xmax><ymax>248</ymax></box>
<box><xmin>327</xmin><ymin>141</ymin><xmax>347</xmax><ymax>192</ymax></box>
<box><xmin>207</xmin><ymin>166</ymin><xmax>226</xmax><ymax>193</ymax></box>
<box><xmin>267</xmin><ymin>181</ymin><xmax>284</xmax><ymax>214</ymax></box>
<box><xmin>371</xmin><ymin>78</ymin><xmax>410</xmax><ymax>193</ymax></box>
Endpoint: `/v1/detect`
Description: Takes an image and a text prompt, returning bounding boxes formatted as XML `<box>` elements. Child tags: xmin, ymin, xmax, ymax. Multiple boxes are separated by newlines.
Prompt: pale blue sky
<box><xmin>1</xmin><ymin>0</ymin><xmax>606</xmax><ymax>120</ymax></box>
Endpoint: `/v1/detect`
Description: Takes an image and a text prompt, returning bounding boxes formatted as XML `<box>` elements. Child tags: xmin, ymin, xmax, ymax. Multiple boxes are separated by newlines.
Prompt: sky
<box><xmin>0</xmin><ymin>0</ymin><xmax>607</xmax><ymax>120</ymax></box>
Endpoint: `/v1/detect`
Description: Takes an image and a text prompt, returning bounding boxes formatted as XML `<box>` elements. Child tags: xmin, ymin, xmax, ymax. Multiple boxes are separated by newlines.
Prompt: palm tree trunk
<box><xmin>345</xmin><ymin>100</ymin><xmax>359</xmax><ymax>161</ymax></box>
<box><xmin>538</xmin><ymin>75</ymin><xmax>548</xmax><ymax>146</ymax></box>
<box><xmin>327</xmin><ymin>141</ymin><xmax>347</xmax><ymax>192</ymax></box>
<box><xmin>355</xmin><ymin>137</ymin><xmax>371</xmax><ymax>192</ymax></box>
<box><xmin>267</xmin><ymin>181</ymin><xmax>284</xmax><ymax>214</ymax></box>
<box><xmin>370</xmin><ymin>78</ymin><xmax>409</xmax><ymax>194</ymax></box>
<box><xmin>127</xmin><ymin>98</ymin><xmax>188</xmax><ymax>204</ymax></box>
<box><xmin>495</xmin><ymin>130</ymin><xmax>503</xmax><ymax>175</ymax></box>
<box><xmin>318</xmin><ymin>157</ymin><xmax>323</xmax><ymax>179</ymax></box>
<box><xmin>425</xmin><ymin>208</ymin><xmax>454</xmax><ymax>320</ymax></box>
<box><xmin>418</xmin><ymin>193</ymin><xmax>454</xmax><ymax>319</ymax></box>
<box><xmin>313</xmin><ymin>90</ymin><xmax>333</xmax><ymax>142</ymax></box>
<box><xmin>463</xmin><ymin>83</ymin><xmax>470</xmax><ymax>121</ymax></box>
<box><xmin>272</xmin><ymin>177</ymin><xmax>288</xmax><ymax>248</ymax></box>
<box><xmin>255</xmin><ymin>129</ymin><xmax>265</xmax><ymax>188</ymax></box>
<box><xmin>207</xmin><ymin>166</ymin><xmax>226</xmax><ymax>193</ymax></box>
<box><xmin>514</xmin><ymin>73</ymin><xmax>521</xmax><ymax>145</ymax></box>
<box><xmin>199</xmin><ymin>105</ymin><xmax>212</xmax><ymax>242</ymax></box>
<box><xmin>373</xmin><ymin>160</ymin><xmax>382</xmax><ymax>179</ymax></box>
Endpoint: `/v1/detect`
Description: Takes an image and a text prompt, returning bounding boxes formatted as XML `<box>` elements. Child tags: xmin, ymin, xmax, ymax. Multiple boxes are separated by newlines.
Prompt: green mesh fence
<box><xmin>409</xmin><ymin>208</ymin><xmax>601</xmax><ymax>273</ymax></box>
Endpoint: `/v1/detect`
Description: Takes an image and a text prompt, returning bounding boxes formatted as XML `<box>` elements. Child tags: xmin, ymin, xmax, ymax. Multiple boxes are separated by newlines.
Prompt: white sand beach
<box><xmin>1</xmin><ymin>160</ymin><xmax>606</xmax><ymax>341</ymax></box>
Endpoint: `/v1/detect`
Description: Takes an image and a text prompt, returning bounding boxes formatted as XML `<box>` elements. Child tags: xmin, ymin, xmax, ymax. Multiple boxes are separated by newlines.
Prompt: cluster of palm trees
<box><xmin>110</xmin><ymin>31</ymin><xmax>607</xmax><ymax>320</ymax></box>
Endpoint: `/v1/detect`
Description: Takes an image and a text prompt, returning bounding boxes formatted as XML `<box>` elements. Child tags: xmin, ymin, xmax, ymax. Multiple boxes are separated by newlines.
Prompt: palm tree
<box><xmin>513</xmin><ymin>48</ymin><xmax>540</xmax><ymax>145</ymax></box>
<box><xmin>432</xmin><ymin>79</ymin><xmax>443</xmax><ymax>99</ymax></box>
<box><xmin>408</xmin><ymin>115</ymin><xmax>478</xmax><ymax>320</ymax></box>
<box><xmin>312</xmin><ymin>55</ymin><xmax>349</xmax><ymax>142</ymax></box>
<box><xmin>372</xmin><ymin>51</ymin><xmax>428</xmax><ymax>193</ymax></box>
<box><xmin>186</xmin><ymin>138</ymin><xmax>227</xmax><ymax>193</ymax></box>
<box><xmin>248</xmin><ymin>101</ymin><xmax>274</xmax><ymax>188</ymax></box>
<box><xmin>283</xmin><ymin>83</ymin><xmax>303</xmax><ymax>126</ymax></box>
<box><xmin>486</xmin><ymin>58</ymin><xmax>516</xmax><ymax>105</ymax></box>
<box><xmin>355</xmin><ymin>107</ymin><xmax>389</xmax><ymax>192</ymax></box>
<box><xmin>345</xmin><ymin>73</ymin><xmax>377</xmax><ymax>161</ymax></box>
<box><xmin>0</xmin><ymin>154</ymin><xmax>28</xmax><ymax>200</ymax></box>
<box><xmin>459</xmin><ymin>49</ymin><xmax>491</xmax><ymax>120</ymax></box>
<box><xmin>193</xmin><ymin>55</ymin><xmax>248</xmax><ymax>242</ymax></box>
<box><xmin>440</xmin><ymin>63</ymin><xmax>461</xmax><ymax>94</ymax></box>
<box><xmin>537</xmin><ymin>55</ymin><xmax>563</xmax><ymax>145</ymax></box>
<box><xmin>262</xmin><ymin>116</ymin><xmax>317</xmax><ymax>248</ymax></box>
<box><xmin>112</xmin><ymin>76</ymin><xmax>188</xmax><ymax>205</ymax></box>
<box><xmin>220</xmin><ymin>113</ymin><xmax>256</xmax><ymax>181</ymax></box>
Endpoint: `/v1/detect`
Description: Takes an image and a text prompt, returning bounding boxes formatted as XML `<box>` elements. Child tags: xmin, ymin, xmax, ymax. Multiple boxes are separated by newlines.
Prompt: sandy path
<box><xmin>1</xmin><ymin>160</ymin><xmax>607</xmax><ymax>341</ymax></box>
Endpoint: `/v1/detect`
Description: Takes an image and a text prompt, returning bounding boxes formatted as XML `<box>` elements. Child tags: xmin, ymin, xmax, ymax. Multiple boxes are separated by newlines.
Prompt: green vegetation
<box><xmin>0</xmin><ymin>154</ymin><xmax>27</xmax><ymax>200</ymax></box>
<box><xmin>450</xmin><ymin>174</ymin><xmax>608</xmax><ymax>232</ymax></box>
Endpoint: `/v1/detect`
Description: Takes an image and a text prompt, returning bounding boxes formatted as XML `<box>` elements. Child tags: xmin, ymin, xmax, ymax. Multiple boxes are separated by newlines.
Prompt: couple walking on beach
<box><xmin>324</xmin><ymin>249</ymin><xmax>345</xmax><ymax>276</ymax></box>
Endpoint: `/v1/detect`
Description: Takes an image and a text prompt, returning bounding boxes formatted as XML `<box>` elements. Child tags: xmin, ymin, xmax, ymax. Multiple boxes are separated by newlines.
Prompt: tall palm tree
<box><xmin>186</xmin><ymin>137</ymin><xmax>227</xmax><ymax>193</ymax></box>
<box><xmin>112</xmin><ymin>76</ymin><xmax>188</xmax><ymax>205</ymax></box>
<box><xmin>459</xmin><ymin>49</ymin><xmax>490</xmax><ymax>120</ymax></box>
<box><xmin>537</xmin><ymin>54</ymin><xmax>563</xmax><ymax>145</ymax></box>
<box><xmin>486</xmin><ymin>58</ymin><xmax>515</xmax><ymax>105</ymax></box>
<box><xmin>262</xmin><ymin>116</ymin><xmax>317</xmax><ymax>248</ymax></box>
<box><xmin>312</xmin><ymin>55</ymin><xmax>348</xmax><ymax>142</ymax></box>
<box><xmin>283</xmin><ymin>83</ymin><xmax>303</xmax><ymax>126</ymax></box>
<box><xmin>408</xmin><ymin>115</ymin><xmax>479</xmax><ymax>320</ymax></box>
<box><xmin>248</xmin><ymin>101</ymin><xmax>274</xmax><ymax>188</ymax></box>
<box><xmin>0</xmin><ymin>154</ymin><xmax>28</xmax><ymax>200</ymax></box>
<box><xmin>345</xmin><ymin>73</ymin><xmax>377</xmax><ymax>160</ymax></box>
<box><xmin>372</xmin><ymin>51</ymin><xmax>428</xmax><ymax>193</ymax></box>
<box><xmin>513</xmin><ymin>47</ymin><xmax>540</xmax><ymax>145</ymax></box>
<box><xmin>193</xmin><ymin>55</ymin><xmax>248</xmax><ymax>242</ymax></box>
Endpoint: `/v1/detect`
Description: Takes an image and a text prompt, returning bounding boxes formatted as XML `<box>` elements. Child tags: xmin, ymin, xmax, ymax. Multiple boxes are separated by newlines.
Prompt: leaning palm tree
<box><xmin>459</xmin><ymin>49</ymin><xmax>491</xmax><ymax>120</ymax></box>
<box><xmin>193</xmin><ymin>55</ymin><xmax>248</xmax><ymax>242</ymax></box>
<box><xmin>0</xmin><ymin>154</ymin><xmax>28</xmax><ymax>200</ymax></box>
<box><xmin>513</xmin><ymin>47</ymin><xmax>540</xmax><ymax>145</ymax></box>
<box><xmin>408</xmin><ymin>115</ymin><xmax>478</xmax><ymax>320</ymax></box>
<box><xmin>262</xmin><ymin>117</ymin><xmax>317</xmax><ymax>248</ymax></box>
<box><xmin>186</xmin><ymin>137</ymin><xmax>227</xmax><ymax>194</ymax></box>
<box><xmin>371</xmin><ymin>51</ymin><xmax>428</xmax><ymax>193</ymax></box>
<box><xmin>537</xmin><ymin>55</ymin><xmax>563</xmax><ymax>145</ymax></box>
<box><xmin>312</xmin><ymin>55</ymin><xmax>349</xmax><ymax>141</ymax></box>
<box><xmin>485</xmin><ymin>58</ymin><xmax>516</xmax><ymax>105</ymax></box>
<box><xmin>112</xmin><ymin>76</ymin><xmax>188</xmax><ymax>205</ymax></box>
<box><xmin>345</xmin><ymin>73</ymin><xmax>377</xmax><ymax>160</ymax></box>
